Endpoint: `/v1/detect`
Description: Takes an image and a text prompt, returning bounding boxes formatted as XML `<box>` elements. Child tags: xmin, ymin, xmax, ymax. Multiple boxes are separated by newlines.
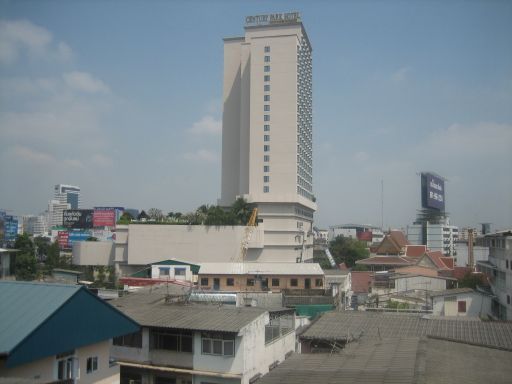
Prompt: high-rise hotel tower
<box><xmin>220</xmin><ymin>13</ymin><xmax>316</xmax><ymax>262</ymax></box>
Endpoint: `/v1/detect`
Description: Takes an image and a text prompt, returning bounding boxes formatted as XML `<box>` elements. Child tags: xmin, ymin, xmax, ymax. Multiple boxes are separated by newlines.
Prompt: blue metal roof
<box><xmin>0</xmin><ymin>281</ymin><xmax>139</xmax><ymax>367</ymax></box>
<box><xmin>0</xmin><ymin>281</ymin><xmax>80</xmax><ymax>355</ymax></box>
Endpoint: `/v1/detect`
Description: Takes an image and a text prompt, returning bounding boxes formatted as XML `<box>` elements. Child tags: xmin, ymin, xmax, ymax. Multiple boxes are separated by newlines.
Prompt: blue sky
<box><xmin>1</xmin><ymin>0</ymin><xmax>511</xmax><ymax>230</ymax></box>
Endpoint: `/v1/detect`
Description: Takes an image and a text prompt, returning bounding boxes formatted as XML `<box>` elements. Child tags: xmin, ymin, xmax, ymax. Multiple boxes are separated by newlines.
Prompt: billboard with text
<box><xmin>63</xmin><ymin>209</ymin><xmax>94</xmax><ymax>229</ymax></box>
<box><xmin>93</xmin><ymin>209</ymin><xmax>116</xmax><ymax>227</ymax></box>
<box><xmin>421</xmin><ymin>173</ymin><xmax>445</xmax><ymax>211</ymax></box>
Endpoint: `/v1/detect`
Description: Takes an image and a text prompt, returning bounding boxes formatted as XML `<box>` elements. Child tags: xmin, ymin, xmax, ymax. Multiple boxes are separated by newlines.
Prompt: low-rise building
<box><xmin>430</xmin><ymin>287</ymin><xmax>492</xmax><ymax>317</ymax></box>
<box><xmin>110</xmin><ymin>290</ymin><xmax>296</xmax><ymax>384</ymax></box>
<box><xmin>197</xmin><ymin>262</ymin><xmax>324</xmax><ymax>292</ymax></box>
<box><xmin>476</xmin><ymin>230</ymin><xmax>512</xmax><ymax>320</ymax></box>
<box><xmin>0</xmin><ymin>281</ymin><xmax>139</xmax><ymax>383</ymax></box>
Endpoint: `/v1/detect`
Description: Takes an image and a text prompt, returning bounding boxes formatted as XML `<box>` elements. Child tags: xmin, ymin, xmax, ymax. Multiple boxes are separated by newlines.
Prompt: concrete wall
<box><xmin>395</xmin><ymin>275</ymin><xmax>448</xmax><ymax>293</ymax></box>
<box><xmin>198</xmin><ymin>274</ymin><xmax>324</xmax><ymax>292</ymax></box>
<box><xmin>72</xmin><ymin>241</ymin><xmax>114</xmax><ymax>266</ymax></box>
<box><xmin>151</xmin><ymin>264</ymin><xmax>194</xmax><ymax>281</ymax></box>
<box><xmin>0</xmin><ymin>340</ymin><xmax>118</xmax><ymax>384</ymax></box>
<box><xmin>432</xmin><ymin>292</ymin><xmax>492</xmax><ymax>317</ymax></box>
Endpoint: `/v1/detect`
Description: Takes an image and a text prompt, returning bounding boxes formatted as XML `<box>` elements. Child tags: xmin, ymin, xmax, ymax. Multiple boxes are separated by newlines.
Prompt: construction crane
<box><xmin>234</xmin><ymin>208</ymin><xmax>258</xmax><ymax>263</ymax></box>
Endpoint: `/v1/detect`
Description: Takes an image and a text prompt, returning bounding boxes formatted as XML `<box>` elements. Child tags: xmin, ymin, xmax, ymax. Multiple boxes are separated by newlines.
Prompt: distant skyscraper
<box><xmin>54</xmin><ymin>184</ymin><xmax>81</xmax><ymax>209</ymax></box>
<box><xmin>48</xmin><ymin>200</ymin><xmax>71</xmax><ymax>228</ymax></box>
<box><xmin>220</xmin><ymin>12</ymin><xmax>316</xmax><ymax>262</ymax></box>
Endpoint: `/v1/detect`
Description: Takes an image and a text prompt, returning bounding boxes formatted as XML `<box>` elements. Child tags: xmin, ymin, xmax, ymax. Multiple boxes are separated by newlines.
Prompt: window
<box><xmin>264</xmin><ymin>65</ymin><xmax>270</xmax><ymax>72</ymax></box>
<box><xmin>201</xmin><ymin>332</ymin><xmax>235</xmax><ymax>356</ymax></box>
<box><xmin>264</xmin><ymin>84</ymin><xmax>270</xmax><ymax>91</ymax></box>
<box><xmin>264</xmin><ymin>114</ymin><xmax>270</xmax><ymax>121</ymax></box>
<box><xmin>175</xmin><ymin>267</ymin><xmax>186</xmax><ymax>276</ymax></box>
<box><xmin>264</xmin><ymin>124</ymin><xmax>270</xmax><ymax>131</ymax></box>
<box><xmin>113</xmin><ymin>330</ymin><xmax>143</xmax><ymax>348</ymax></box>
<box><xmin>86</xmin><ymin>356</ymin><xmax>98</xmax><ymax>374</ymax></box>
<box><xmin>264</xmin><ymin>155</ymin><xmax>270</xmax><ymax>162</ymax></box>
<box><xmin>272</xmin><ymin>278</ymin><xmax>280</xmax><ymax>287</ymax></box>
<box><xmin>263</xmin><ymin>186</ymin><xmax>269</xmax><ymax>193</ymax></box>
<box><xmin>247</xmin><ymin>278</ymin><xmax>255</xmax><ymax>286</ymax></box>
<box><xmin>264</xmin><ymin>46</ymin><xmax>270</xmax><ymax>52</ymax></box>
<box><xmin>264</xmin><ymin>165</ymin><xmax>269</xmax><ymax>172</ymax></box>
<box><xmin>264</xmin><ymin>135</ymin><xmax>270</xmax><ymax>141</ymax></box>
<box><xmin>315</xmin><ymin>279</ymin><xmax>323</xmax><ymax>287</ymax></box>
<box><xmin>159</xmin><ymin>267</ymin><xmax>170</xmax><ymax>277</ymax></box>
<box><xmin>200</xmin><ymin>278</ymin><xmax>209</xmax><ymax>286</ymax></box>
<box><xmin>264</xmin><ymin>75</ymin><xmax>270</xmax><ymax>81</ymax></box>
<box><xmin>264</xmin><ymin>95</ymin><xmax>270</xmax><ymax>101</ymax></box>
<box><xmin>264</xmin><ymin>55</ymin><xmax>270</xmax><ymax>62</ymax></box>
<box><xmin>264</xmin><ymin>105</ymin><xmax>270</xmax><ymax>111</ymax></box>
<box><xmin>458</xmin><ymin>301</ymin><xmax>467</xmax><ymax>313</ymax></box>
<box><xmin>226</xmin><ymin>278</ymin><xmax>234</xmax><ymax>286</ymax></box>
<box><xmin>508</xmin><ymin>295</ymin><xmax>511</xmax><ymax>305</ymax></box>
<box><xmin>507</xmin><ymin>260</ymin><xmax>510</xmax><ymax>269</ymax></box>
<box><xmin>56</xmin><ymin>352</ymin><xmax>77</xmax><ymax>381</ymax></box>
<box><xmin>264</xmin><ymin>145</ymin><xmax>270</xmax><ymax>152</ymax></box>
<box><xmin>152</xmin><ymin>329</ymin><xmax>193</xmax><ymax>353</ymax></box>
<box><xmin>264</xmin><ymin>176</ymin><xmax>270</xmax><ymax>182</ymax></box>
<box><xmin>290</xmin><ymin>279</ymin><xmax>298</xmax><ymax>287</ymax></box>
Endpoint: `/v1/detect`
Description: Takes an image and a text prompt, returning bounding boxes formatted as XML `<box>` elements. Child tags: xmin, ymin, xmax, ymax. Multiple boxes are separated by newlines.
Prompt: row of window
<box><xmin>263</xmin><ymin>47</ymin><xmax>271</xmax><ymax>194</ymax></box>
<box><xmin>200</xmin><ymin>277</ymin><xmax>322</xmax><ymax>288</ymax></box>
<box><xmin>56</xmin><ymin>352</ymin><xmax>98</xmax><ymax>381</ymax></box>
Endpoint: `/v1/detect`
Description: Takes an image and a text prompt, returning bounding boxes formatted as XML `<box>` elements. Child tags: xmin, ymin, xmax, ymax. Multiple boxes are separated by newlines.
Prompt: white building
<box><xmin>476</xmin><ymin>230</ymin><xmax>512</xmax><ymax>320</ymax></box>
<box><xmin>407</xmin><ymin>222</ymin><xmax>459</xmax><ymax>256</ymax></box>
<box><xmin>48</xmin><ymin>199</ymin><xmax>71</xmax><ymax>228</ymax></box>
<box><xmin>111</xmin><ymin>292</ymin><xmax>295</xmax><ymax>384</ymax></box>
<box><xmin>220</xmin><ymin>12</ymin><xmax>316</xmax><ymax>262</ymax></box>
<box><xmin>54</xmin><ymin>184</ymin><xmax>81</xmax><ymax>209</ymax></box>
<box><xmin>431</xmin><ymin>288</ymin><xmax>492</xmax><ymax>317</ymax></box>
<box><xmin>22</xmin><ymin>214</ymin><xmax>48</xmax><ymax>237</ymax></box>
<box><xmin>328</xmin><ymin>224</ymin><xmax>384</xmax><ymax>244</ymax></box>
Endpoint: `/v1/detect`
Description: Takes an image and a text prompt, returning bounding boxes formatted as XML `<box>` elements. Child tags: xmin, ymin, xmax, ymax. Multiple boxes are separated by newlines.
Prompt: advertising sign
<box><xmin>58</xmin><ymin>231</ymin><xmax>69</xmax><ymax>249</ymax></box>
<box><xmin>4</xmin><ymin>216</ymin><xmax>18</xmax><ymax>242</ymax></box>
<box><xmin>92</xmin><ymin>229</ymin><xmax>115</xmax><ymax>242</ymax></box>
<box><xmin>93</xmin><ymin>209</ymin><xmax>116</xmax><ymax>227</ymax></box>
<box><xmin>421</xmin><ymin>173</ymin><xmax>445</xmax><ymax>211</ymax></box>
<box><xmin>63</xmin><ymin>209</ymin><xmax>93</xmax><ymax>229</ymax></box>
<box><xmin>357</xmin><ymin>231</ymin><xmax>373</xmax><ymax>242</ymax></box>
<box><xmin>68</xmin><ymin>231</ymin><xmax>91</xmax><ymax>245</ymax></box>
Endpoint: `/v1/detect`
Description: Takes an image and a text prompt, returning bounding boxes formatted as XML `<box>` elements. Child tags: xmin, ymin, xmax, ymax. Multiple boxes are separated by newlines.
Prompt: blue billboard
<box><xmin>68</xmin><ymin>230</ymin><xmax>92</xmax><ymax>246</ymax></box>
<box><xmin>4</xmin><ymin>216</ymin><xmax>19</xmax><ymax>242</ymax></box>
<box><xmin>421</xmin><ymin>172</ymin><xmax>445</xmax><ymax>211</ymax></box>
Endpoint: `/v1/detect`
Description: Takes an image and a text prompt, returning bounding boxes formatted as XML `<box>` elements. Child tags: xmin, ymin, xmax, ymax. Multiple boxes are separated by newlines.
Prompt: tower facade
<box><xmin>220</xmin><ymin>13</ymin><xmax>316</xmax><ymax>262</ymax></box>
<box><xmin>54</xmin><ymin>184</ymin><xmax>81</xmax><ymax>209</ymax></box>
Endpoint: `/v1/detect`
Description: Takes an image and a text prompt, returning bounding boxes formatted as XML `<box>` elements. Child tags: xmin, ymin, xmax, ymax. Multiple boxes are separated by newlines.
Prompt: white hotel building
<box><xmin>220</xmin><ymin>12</ymin><xmax>316</xmax><ymax>262</ymax></box>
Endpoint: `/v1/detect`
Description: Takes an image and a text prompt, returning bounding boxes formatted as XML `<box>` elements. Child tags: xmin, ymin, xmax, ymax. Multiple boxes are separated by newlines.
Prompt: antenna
<box><xmin>381</xmin><ymin>179</ymin><xmax>384</xmax><ymax>229</ymax></box>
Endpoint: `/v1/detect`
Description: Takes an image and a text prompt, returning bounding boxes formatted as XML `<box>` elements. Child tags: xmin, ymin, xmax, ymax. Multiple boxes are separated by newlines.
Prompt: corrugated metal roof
<box><xmin>198</xmin><ymin>262</ymin><xmax>324</xmax><ymax>276</ymax></box>
<box><xmin>0</xmin><ymin>281</ymin><xmax>80</xmax><ymax>354</ymax></box>
<box><xmin>299</xmin><ymin>311</ymin><xmax>512</xmax><ymax>350</ymax></box>
<box><xmin>111</xmin><ymin>291</ymin><xmax>266</xmax><ymax>333</ymax></box>
<box><xmin>430</xmin><ymin>287</ymin><xmax>475</xmax><ymax>297</ymax></box>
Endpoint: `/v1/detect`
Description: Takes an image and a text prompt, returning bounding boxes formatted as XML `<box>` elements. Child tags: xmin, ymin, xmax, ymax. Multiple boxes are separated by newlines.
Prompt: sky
<box><xmin>0</xmin><ymin>0</ymin><xmax>511</xmax><ymax>231</ymax></box>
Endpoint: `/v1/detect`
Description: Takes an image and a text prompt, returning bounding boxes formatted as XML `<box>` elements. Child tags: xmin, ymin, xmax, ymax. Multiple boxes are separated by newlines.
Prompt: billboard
<box><xmin>93</xmin><ymin>209</ymin><xmax>116</xmax><ymax>227</ymax></box>
<box><xmin>421</xmin><ymin>173</ymin><xmax>445</xmax><ymax>211</ymax></box>
<box><xmin>3</xmin><ymin>216</ymin><xmax>18</xmax><ymax>242</ymax></box>
<box><xmin>357</xmin><ymin>231</ymin><xmax>373</xmax><ymax>242</ymax></box>
<box><xmin>57</xmin><ymin>231</ymin><xmax>69</xmax><ymax>249</ymax></box>
<box><xmin>68</xmin><ymin>231</ymin><xmax>91</xmax><ymax>245</ymax></box>
<box><xmin>63</xmin><ymin>209</ymin><xmax>93</xmax><ymax>229</ymax></box>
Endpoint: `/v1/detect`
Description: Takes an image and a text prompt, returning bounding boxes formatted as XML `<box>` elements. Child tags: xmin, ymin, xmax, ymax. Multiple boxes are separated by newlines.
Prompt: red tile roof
<box><xmin>356</xmin><ymin>256</ymin><xmax>412</xmax><ymax>266</ymax></box>
<box><xmin>389</xmin><ymin>231</ymin><xmax>409</xmax><ymax>248</ymax></box>
<box><xmin>405</xmin><ymin>245</ymin><xmax>427</xmax><ymax>258</ymax></box>
<box><xmin>426</xmin><ymin>251</ymin><xmax>451</xmax><ymax>270</ymax></box>
<box><xmin>440</xmin><ymin>257</ymin><xmax>454</xmax><ymax>269</ymax></box>
<box><xmin>351</xmin><ymin>271</ymin><xmax>373</xmax><ymax>293</ymax></box>
<box><xmin>393</xmin><ymin>265</ymin><xmax>440</xmax><ymax>278</ymax></box>
<box><xmin>453</xmin><ymin>266</ymin><xmax>473</xmax><ymax>280</ymax></box>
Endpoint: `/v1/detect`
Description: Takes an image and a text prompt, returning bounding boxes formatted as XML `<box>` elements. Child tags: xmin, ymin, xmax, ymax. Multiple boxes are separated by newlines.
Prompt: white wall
<box><xmin>73</xmin><ymin>241</ymin><xmax>114</xmax><ymax>266</ymax></box>
<box><xmin>395</xmin><ymin>275</ymin><xmax>448</xmax><ymax>293</ymax></box>
<box><xmin>432</xmin><ymin>292</ymin><xmax>492</xmax><ymax>317</ymax></box>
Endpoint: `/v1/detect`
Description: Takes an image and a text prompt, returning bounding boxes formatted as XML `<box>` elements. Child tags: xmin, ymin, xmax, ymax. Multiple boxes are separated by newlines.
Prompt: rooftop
<box><xmin>299</xmin><ymin>311</ymin><xmax>512</xmax><ymax>351</ymax></box>
<box><xmin>198</xmin><ymin>262</ymin><xmax>323</xmax><ymax>276</ymax></box>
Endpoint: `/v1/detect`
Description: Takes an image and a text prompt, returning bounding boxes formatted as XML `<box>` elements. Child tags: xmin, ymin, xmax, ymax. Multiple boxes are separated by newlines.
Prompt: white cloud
<box><xmin>63</xmin><ymin>71</ymin><xmax>110</xmax><ymax>93</ymax></box>
<box><xmin>183</xmin><ymin>149</ymin><xmax>218</xmax><ymax>163</ymax></box>
<box><xmin>10</xmin><ymin>145</ymin><xmax>56</xmax><ymax>164</ymax></box>
<box><xmin>0</xmin><ymin>19</ymin><xmax>72</xmax><ymax>64</ymax></box>
<box><xmin>187</xmin><ymin>115</ymin><xmax>221</xmax><ymax>135</ymax></box>
<box><xmin>391</xmin><ymin>66</ymin><xmax>412</xmax><ymax>82</ymax></box>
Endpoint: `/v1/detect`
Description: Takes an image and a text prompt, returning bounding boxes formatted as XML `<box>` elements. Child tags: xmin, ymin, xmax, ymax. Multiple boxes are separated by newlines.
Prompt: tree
<box><xmin>14</xmin><ymin>233</ymin><xmax>35</xmax><ymax>255</ymax></box>
<box><xmin>45</xmin><ymin>241</ymin><xmax>61</xmax><ymax>272</ymax></box>
<box><xmin>138</xmin><ymin>210</ymin><xmax>150</xmax><ymax>220</ymax></box>
<box><xmin>231</xmin><ymin>198</ymin><xmax>253</xmax><ymax>225</ymax></box>
<box><xmin>328</xmin><ymin>235</ymin><xmax>369</xmax><ymax>268</ymax></box>
<box><xmin>459</xmin><ymin>272</ymin><xmax>484</xmax><ymax>289</ymax></box>
<box><xmin>15</xmin><ymin>252</ymin><xmax>38</xmax><ymax>281</ymax></box>
<box><xmin>33</xmin><ymin>236</ymin><xmax>50</xmax><ymax>261</ymax></box>
<box><xmin>117</xmin><ymin>211</ymin><xmax>134</xmax><ymax>224</ymax></box>
<box><xmin>148</xmin><ymin>208</ymin><xmax>164</xmax><ymax>221</ymax></box>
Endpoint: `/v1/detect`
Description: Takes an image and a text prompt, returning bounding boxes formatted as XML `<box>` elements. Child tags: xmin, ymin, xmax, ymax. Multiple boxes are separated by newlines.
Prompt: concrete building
<box><xmin>220</xmin><ymin>12</ymin><xmax>316</xmax><ymax>262</ymax></box>
<box><xmin>476</xmin><ymin>230</ymin><xmax>512</xmax><ymax>320</ymax></box>
<box><xmin>111</xmin><ymin>289</ymin><xmax>295</xmax><ymax>384</ymax></box>
<box><xmin>328</xmin><ymin>224</ymin><xmax>384</xmax><ymax>244</ymax></box>
<box><xmin>48</xmin><ymin>199</ymin><xmax>71</xmax><ymax>228</ymax></box>
<box><xmin>0</xmin><ymin>281</ymin><xmax>139</xmax><ymax>383</ymax></box>
<box><xmin>407</xmin><ymin>222</ymin><xmax>459</xmax><ymax>257</ymax></box>
<box><xmin>430</xmin><ymin>287</ymin><xmax>492</xmax><ymax>317</ymax></box>
<box><xmin>54</xmin><ymin>184</ymin><xmax>81</xmax><ymax>209</ymax></box>
<box><xmin>22</xmin><ymin>214</ymin><xmax>48</xmax><ymax>237</ymax></box>
<box><xmin>198</xmin><ymin>262</ymin><xmax>324</xmax><ymax>292</ymax></box>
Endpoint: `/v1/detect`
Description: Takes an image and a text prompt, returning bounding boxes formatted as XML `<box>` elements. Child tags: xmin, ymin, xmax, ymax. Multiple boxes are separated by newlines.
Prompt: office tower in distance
<box><xmin>220</xmin><ymin>12</ymin><xmax>316</xmax><ymax>262</ymax></box>
<box><xmin>54</xmin><ymin>184</ymin><xmax>81</xmax><ymax>209</ymax></box>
